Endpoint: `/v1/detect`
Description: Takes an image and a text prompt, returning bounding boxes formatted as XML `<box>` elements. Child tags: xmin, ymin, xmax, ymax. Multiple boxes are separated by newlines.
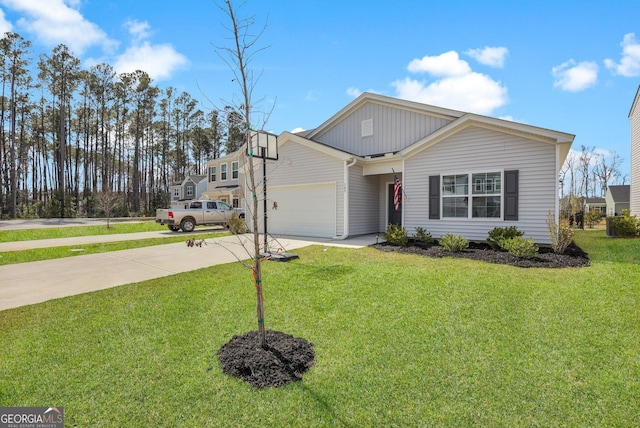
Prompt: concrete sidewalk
<box><xmin>0</xmin><ymin>233</ymin><xmax>378</xmax><ymax>311</ymax></box>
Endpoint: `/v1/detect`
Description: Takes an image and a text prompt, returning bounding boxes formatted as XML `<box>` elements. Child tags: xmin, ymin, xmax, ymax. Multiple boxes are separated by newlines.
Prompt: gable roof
<box><xmin>608</xmin><ymin>185</ymin><xmax>630</xmax><ymax>202</ymax></box>
<box><xmin>278</xmin><ymin>93</ymin><xmax>575</xmax><ymax>170</ymax></box>
<box><xmin>306</xmin><ymin>92</ymin><xmax>463</xmax><ymax>141</ymax></box>
<box><xmin>398</xmin><ymin>112</ymin><xmax>574</xmax><ymax>163</ymax></box>
<box><xmin>302</xmin><ymin>92</ymin><xmax>574</xmax><ymax>164</ymax></box>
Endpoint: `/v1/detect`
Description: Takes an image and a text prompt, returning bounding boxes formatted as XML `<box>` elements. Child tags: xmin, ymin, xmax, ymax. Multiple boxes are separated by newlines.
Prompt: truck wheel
<box><xmin>180</xmin><ymin>218</ymin><xmax>196</xmax><ymax>233</ymax></box>
<box><xmin>168</xmin><ymin>225</ymin><xmax>180</xmax><ymax>232</ymax></box>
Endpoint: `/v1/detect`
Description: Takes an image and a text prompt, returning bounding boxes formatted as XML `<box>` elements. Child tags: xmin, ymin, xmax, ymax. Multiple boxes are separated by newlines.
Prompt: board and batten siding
<box><xmin>314</xmin><ymin>102</ymin><xmax>453</xmax><ymax>156</ymax></box>
<box><xmin>630</xmin><ymin>89</ymin><xmax>640</xmax><ymax>216</ymax></box>
<box><xmin>266</xmin><ymin>140</ymin><xmax>346</xmax><ymax>236</ymax></box>
<box><xmin>404</xmin><ymin>126</ymin><xmax>558</xmax><ymax>244</ymax></box>
<box><xmin>348</xmin><ymin>163</ymin><xmax>380</xmax><ymax>236</ymax></box>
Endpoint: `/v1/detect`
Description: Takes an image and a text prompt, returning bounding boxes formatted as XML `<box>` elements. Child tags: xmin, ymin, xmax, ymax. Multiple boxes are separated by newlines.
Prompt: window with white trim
<box><xmin>232</xmin><ymin>161</ymin><xmax>239</xmax><ymax>179</ymax></box>
<box><xmin>209</xmin><ymin>166</ymin><xmax>216</xmax><ymax>182</ymax></box>
<box><xmin>221</xmin><ymin>163</ymin><xmax>228</xmax><ymax>181</ymax></box>
<box><xmin>442</xmin><ymin>172</ymin><xmax>501</xmax><ymax>218</ymax></box>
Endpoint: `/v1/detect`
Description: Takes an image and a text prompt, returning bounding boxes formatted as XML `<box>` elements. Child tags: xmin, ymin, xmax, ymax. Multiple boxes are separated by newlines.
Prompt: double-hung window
<box><xmin>221</xmin><ymin>163</ymin><xmax>228</xmax><ymax>181</ymax></box>
<box><xmin>232</xmin><ymin>161</ymin><xmax>239</xmax><ymax>179</ymax></box>
<box><xmin>471</xmin><ymin>172</ymin><xmax>501</xmax><ymax>218</ymax></box>
<box><xmin>209</xmin><ymin>166</ymin><xmax>216</xmax><ymax>182</ymax></box>
<box><xmin>442</xmin><ymin>172</ymin><xmax>501</xmax><ymax>219</ymax></box>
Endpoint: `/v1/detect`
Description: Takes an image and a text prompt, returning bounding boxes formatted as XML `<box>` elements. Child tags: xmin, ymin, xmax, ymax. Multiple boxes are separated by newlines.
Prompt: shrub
<box><xmin>487</xmin><ymin>226</ymin><xmax>524</xmax><ymax>250</ymax></box>
<box><xmin>608</xmin><ymin>213</ymin><xmax>640</xmax><ymax>238</ymax></box>
<box><xmin>226</xmin><ymin>212</ymin><xmax>249</xmax><ymax>235</ymax></box>
<box><xmin>412</xmin><ymin>227</ymin><xmax>434</xmax><ymax>245</ymax></box>
<box><xmin>440</xmin><ymin>233</ymin><xmax>468</xmax><ymax>252</ymax></box>
<box><xmin>501</xmin><ymin>236</ymin><xmax>539</xmax><ymax>259</ymax></box>
<box><xmin>584</xmin><ymin>210</ymin><xmax>604</xmax><ymax>229</ymax></box>
<box><xmin>384</xmin><ymin>224</ymin><xmax>408</xmax><ymax>246</ymax></box>
<box><xmin>547</xmin><ymin>211</ymin><xmax>574</xmax><ymax>254</ymax></box>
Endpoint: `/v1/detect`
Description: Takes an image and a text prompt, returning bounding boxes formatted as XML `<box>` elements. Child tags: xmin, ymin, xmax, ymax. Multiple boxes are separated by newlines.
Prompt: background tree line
<box><xmin>559</xmin><ymin>144</ymin><xmax>627</xmax><ymax>218</ymax></box>
<box><xmin>0</xmin><ymin>32</ymin><xmax>245</xmax><ymax>219</ymax></box>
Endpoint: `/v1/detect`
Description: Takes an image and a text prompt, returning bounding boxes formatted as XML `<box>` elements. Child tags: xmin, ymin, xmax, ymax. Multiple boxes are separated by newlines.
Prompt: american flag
<box><xmin>393</xmin><ymin>173</ymin><xmax>402</xmax><ymax>211</ymax></box>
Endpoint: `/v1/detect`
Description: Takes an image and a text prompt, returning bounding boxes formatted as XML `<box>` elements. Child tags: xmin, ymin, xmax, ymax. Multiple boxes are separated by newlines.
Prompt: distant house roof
<box><xmin>585</xmin><ymin>197</ymin><xmax>605</xmax><ymax>204</ymax></box>
<box><xmin>608</xmin><ymin>185</ymin><xmax>630</xmax><ymax>203</ymax></box>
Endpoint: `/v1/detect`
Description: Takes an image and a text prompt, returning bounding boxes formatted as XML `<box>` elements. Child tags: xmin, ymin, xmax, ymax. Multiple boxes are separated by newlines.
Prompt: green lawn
<box><xmin>0</xmin><ymin>221</ymin><xmax>164</xmax><ymax>243</ymax></box>
<box><xmin>1</xmin><ymin>230</ymin><xmax>639</xmax><ymax>427</ymax></box>
<box><xmin>0</xmin><ymin>231</ymin><xmax>228</xmax><ymax>266</ymax></box>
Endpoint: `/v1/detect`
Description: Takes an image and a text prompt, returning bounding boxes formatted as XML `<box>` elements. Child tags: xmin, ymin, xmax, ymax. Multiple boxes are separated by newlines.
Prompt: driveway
<box><xmin>0</xmin><ymin>231</ymin><xmax>378</xmax><ymax>311</ymax></box>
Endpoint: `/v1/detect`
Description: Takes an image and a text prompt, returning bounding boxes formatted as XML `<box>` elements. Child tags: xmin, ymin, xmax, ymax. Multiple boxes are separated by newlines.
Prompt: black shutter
<box><xmin>504</xmin><ymin>170</ymin><xmax>519</xmax><ymax>221</ymax></box>
<box><xmin>429</xmin><ymin>175</ymin><xmax>440</xmax><ymax>219</ymax></box>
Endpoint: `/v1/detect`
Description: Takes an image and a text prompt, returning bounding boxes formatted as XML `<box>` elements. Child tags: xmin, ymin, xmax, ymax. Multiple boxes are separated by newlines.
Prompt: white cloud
<box><xmin>552</xmin><ymin>60</ymin><xmax>599</xmax><ymax>92</ymax></box>
<box><xmin>112</xmin><ymin>18</ymin><xmax>187</xmax><ymax>81</ymax></box>
<box><xmin>393</xmin><ymin>50</ymin><xmax>508</xmax><ymax>115</ymax></box>
<box><xmin>393</xmin><ymin>73</ymin><xmax>508</xmax><ymax>115</ymax></box>
<box><xmin>125</xmin><ymin>18</ymin><xmax>151</xmax><ymax>44</ymax></box>
<box><xmin>465</xmin><ymin>46</ymin><xmax>508</xmax><ymax>68</ymax></box>
<box><xmin>114</xmin><ymin>41</ymin><xmax>188</xmax><ymax>81</ymax></box>
<box><xmin>604</xmin><ymin>33</ymin><xmax>640</xmax><ymax>77</ymax></box>
<box><xmin>408</xmin><ymin>51</ymin><xmax>471</xmax><ymax>77</ymax></box>
<box><xmin>0</xmin><ymin>0</ymin><xmax>116</xmax><ymax>54</ymax></box>
<box><xmin>0</xmin><ymin>8</ymin><xmax>13</xmax><ymax>34</ymax></box>
<box><xmin>346</xmin><ymin>87</ymin><xmax>362</xmax><ymax>98</ymax></box>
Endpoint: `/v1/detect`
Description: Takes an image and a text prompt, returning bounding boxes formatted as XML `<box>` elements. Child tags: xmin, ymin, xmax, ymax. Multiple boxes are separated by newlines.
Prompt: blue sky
<box><xmin>1</xmin><ymin>0</ymin><xmax>639</xmax><ymax>179</ymax></box>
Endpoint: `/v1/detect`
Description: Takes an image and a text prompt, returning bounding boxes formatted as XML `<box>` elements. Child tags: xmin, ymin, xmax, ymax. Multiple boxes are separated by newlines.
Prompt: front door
<box><xmin>388</xmin><ymin>183</ymin><xmax>402</xmax><ymax>226</ymax></box>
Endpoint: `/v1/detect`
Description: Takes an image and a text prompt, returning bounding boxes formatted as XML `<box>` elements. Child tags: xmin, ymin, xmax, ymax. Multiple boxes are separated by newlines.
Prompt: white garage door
<box><xmin>266</xmin><ymin>183</ymin><xmax>336</xmax><ymax>238</ymax></box>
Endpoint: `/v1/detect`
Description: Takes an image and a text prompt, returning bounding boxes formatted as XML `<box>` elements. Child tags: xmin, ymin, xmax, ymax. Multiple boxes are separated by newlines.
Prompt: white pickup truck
<box><xmin>156</xmin><ymin>200</ymin><xmax>245</xmax><ymax>232</ymax></box>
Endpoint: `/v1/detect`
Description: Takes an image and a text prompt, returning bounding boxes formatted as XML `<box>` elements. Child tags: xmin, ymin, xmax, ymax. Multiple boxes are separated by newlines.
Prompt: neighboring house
<box><xmin>170</xmin><ymin>175</ymin><xmax>207</xmax><ymax>208</ymax></box>
<box><xmin>630</xmin><ymin>85</ymin><xmax>640</xmax><ymax>216</ymax></box>
<box><xmin>254</xmin><ymin>93</ymin><xmax>574</xmax><ymax>244</ymax></box>
<box><xmin>203</xmin><ymin>150</ymin><xmax>244</xmax><ymax>209</ymax></box>
<box><xmin>605</xmin><ymin>185</ymin><xmax>630</xmax><ymax>216</ymax></box>
<box><xmin>585</xmin><ymin>197</ymin><xmax>606</xmax><ymax>214</ymax></box>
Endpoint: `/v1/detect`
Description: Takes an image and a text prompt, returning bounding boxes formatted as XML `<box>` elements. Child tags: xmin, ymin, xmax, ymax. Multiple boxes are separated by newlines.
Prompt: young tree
<box><xmin>96</xmin><ymin>189</ymin><xmax>117</xmax><ymax>229</ymax></box>
<box><xmin>216</xmin><ymin>0</ymin><xmax>271</xmax><ymax>348</ymax></box>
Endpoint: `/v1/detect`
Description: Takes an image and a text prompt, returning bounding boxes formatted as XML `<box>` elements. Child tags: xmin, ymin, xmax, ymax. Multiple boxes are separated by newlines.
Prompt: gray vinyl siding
<box><xmin>404</xmin><ymin>126</ymin><xmax>558</xmax><ymax>244</ymax></box>
<box><xmin>631</xmin><ymin>93</ymin><xmax>640</xmax><ymax>216</ymax></box>
<box><xmin>314</xmin><ymin>102</ymin><xmax>453</xmax><ymax>156</ymax></box>
<box><xmin>267</xmin><ymin>141</ymin><xmax>346</xmax><ymax>236</ymax></box>
<box><xmin>348</xmin><ymin>163</ymin><xmax>379</xmax><ymax>235</ymax></box>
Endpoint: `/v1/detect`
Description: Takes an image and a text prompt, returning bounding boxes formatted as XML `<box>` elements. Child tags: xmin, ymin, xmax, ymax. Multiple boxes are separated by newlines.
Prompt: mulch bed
<box><xmin>372</xmin><ymin>240</ymin><xmax>590</xmax><ymax>268</ymax></box>
<box><xmin>217</xmin><ymin>330</ymin><xmax>315</xmax><ymax>388</ymax></box>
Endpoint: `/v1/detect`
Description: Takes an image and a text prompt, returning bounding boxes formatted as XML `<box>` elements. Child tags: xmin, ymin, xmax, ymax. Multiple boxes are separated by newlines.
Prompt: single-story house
<box><xmin>585</xmin><ymin>197</ymin><xmax>606</xmax><ymax>213</ymax></box>
<box><xmin>170</xmin><ymin>174</ymin><xmax>207</xmax><ymax>208</ymax></box>
<box><xmin>605</xmin><ymin>184</ymin><xmax>630</xmax><ymax>216</ymax></box>
<box><xmin>253</xmin><ymin>92</ymin><xmax>574</xmax><ymax>244</ymax></box>
<box><xmin>630</xmin><ymin>85</ymin><xmax>640</xmax><ymax>216</ymax></box>
<box><xmin>203</xmin><ymin>150</ymin><xmax>244</xmax><ymax>208</ymax></box>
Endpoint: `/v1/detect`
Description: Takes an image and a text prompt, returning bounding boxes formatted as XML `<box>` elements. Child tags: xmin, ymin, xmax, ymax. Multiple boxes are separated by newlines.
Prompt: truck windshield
<box><xmin>217</xmin><ymin>201</ymin><xmax>231</xmax><ymax>210</ymax></box>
